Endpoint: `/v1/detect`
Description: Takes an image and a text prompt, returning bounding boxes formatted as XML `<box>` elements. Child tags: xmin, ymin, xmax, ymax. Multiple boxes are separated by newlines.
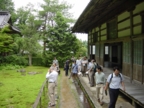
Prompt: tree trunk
<box><xmin>28</xmin><ymin>54</ymin><xmax>32</xmax><ymax>66</ymax></box>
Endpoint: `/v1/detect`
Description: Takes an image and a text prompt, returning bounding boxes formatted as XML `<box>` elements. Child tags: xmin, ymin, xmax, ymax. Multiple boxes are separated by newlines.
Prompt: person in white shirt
<box><xmin>53</xmin><ymin>57</ymin><xmax>59</xmax><ymax>67</ymax></box>
<box><xmin>50</xmin><ymin>63</ymin><xmax>58</xmax><ymax>72</ymax></box>
<box><xmin>95</xmin><ymin>66</ymin><xmax>105</xmax><ymax>105</ymax></box>
<box><xmin>76</xmin><ymin>57</ymin><xmax>82</xmax><ymax>73</ymax></box>
<box><xmin>105</xmin><ymin>66</ymin><xmax>125</xmax><ymax>108</ymax></box>
<box><xmin>46</xmin><ymin>68</ymin><xmax>58</xmax><ymax>107</ymax></box>
<box><xmin>81</xmin><ymin>57</ymin><xmax>88</xmax><ymax>76</ymax></box>
<box><xmin>88</xmin><ymin>59</ymin><xmax>95</xmax><ymax>87</ymax></box>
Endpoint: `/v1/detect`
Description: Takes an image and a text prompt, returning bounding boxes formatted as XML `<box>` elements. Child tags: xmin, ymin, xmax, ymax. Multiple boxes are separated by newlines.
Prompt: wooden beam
<box><xmin>118</xmin><ymin>26</ymin><xmax>130</xmax><ymax>32</ymax></box>
<box><xmin>101</xmin><ymin>34</ymin><xmax>107</xmax><ymax>37</ymax></box>
<box><xmin>117</xmin><ymin>17</ymin><xmax>130</xmax><ymax>24</ymax></box>
<box><xmin>100</xmin><ymin>28</ymin><xmax>106</xmax><ymax>31</ymax></box>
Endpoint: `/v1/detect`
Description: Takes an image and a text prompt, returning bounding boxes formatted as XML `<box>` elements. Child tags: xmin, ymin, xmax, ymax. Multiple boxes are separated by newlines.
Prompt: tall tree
<box><xmin>44</xmin><ymin>12</ymin><xmax>79</xmax><ymax>66</ymax></box>
<box><xmin>15</xmin><ymin>4</ymin><xmax>42</xmax><ymax>66</ymax></box>
<box><xmin>75</xmin><ymin>40</ymin><xmax>88</xmax><ymax>57</ymax></box>
<box><xmin>39</xmin><ymin>0</ymin><xmax>74</xmax><ymax>53</ymax></box>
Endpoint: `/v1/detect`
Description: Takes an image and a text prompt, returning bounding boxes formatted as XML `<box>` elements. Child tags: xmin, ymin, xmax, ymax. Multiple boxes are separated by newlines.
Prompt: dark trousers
<box><xmin>65</xmin><ymin>67</ymin><xmax>69</xmax><ymax>76</ymax></box>
<box><xmin>109</xmin><ymin>88</ymin><xmax>119</xmax><ymax>108</ymax></box>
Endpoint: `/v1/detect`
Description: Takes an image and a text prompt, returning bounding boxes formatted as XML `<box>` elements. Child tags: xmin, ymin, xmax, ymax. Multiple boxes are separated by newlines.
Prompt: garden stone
<box><xmin>28</xmin><ymin>72</ymin><xmax>37</xmax><ymax>75</ymax></box>
<box><xmin>0</xmin><ymin>82</ymin><xmax>4</xmax><ymax>86</ymax></box>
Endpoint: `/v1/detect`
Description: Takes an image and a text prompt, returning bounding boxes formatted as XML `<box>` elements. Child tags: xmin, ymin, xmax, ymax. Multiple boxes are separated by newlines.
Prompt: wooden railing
<box><xmin>32</xmin><ymin>80</ymin><xmax>48</xmax><ymax>108</ymax></box>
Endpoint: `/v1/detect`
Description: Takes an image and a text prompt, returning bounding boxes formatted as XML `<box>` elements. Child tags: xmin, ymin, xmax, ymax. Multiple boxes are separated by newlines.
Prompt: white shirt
<box><xmin>107</xmin><ymin>73</ymin><xmax>124</xmax><ymax>89</ymax></box>
<box><xmin>81</xmin><ymin>60</ymin><xmax>88</xmax><ymax>66</ymax></box>
<box><xmin>53</xmin><ymin>59</ymin><xmax>59</xmax><ymax>65</ymax></box>
<box><xmin>46</xmin><ymin>71</ymin><xmax>58</xmax><ymax>83</ymax></box>
<box><xmin>95</xmin><ymin>72</ymin><xmax>105</xmax><ymax>84</ymax></box>
<box><xmin>88</xmin><ymin>62</ymin><xmax>94</xmax><ymax>71</ymax></box>
<box><xmin>76</xmin><ymin>59</ymin><xmax>81</xmax><ymax>66</ymax></box>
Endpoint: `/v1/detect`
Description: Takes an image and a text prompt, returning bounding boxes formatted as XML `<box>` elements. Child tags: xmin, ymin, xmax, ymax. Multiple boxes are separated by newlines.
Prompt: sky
<box><xmin>12</xmin><ymin>0</ymin><xmax>90</xmax><ymax>41</ymax></box>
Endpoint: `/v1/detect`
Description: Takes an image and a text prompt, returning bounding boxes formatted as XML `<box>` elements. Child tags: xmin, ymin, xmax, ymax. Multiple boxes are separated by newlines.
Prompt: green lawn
<box><xmin>0</xmin><ymin>66</ymin><xmax>48</xmax><ymax>108</ymax></box>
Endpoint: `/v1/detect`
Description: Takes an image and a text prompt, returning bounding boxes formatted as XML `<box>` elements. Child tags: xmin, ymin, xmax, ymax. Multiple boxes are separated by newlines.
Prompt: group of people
<box><xmin>65</xmin><ymin>55</ymin><xmax>125</xmax><ymax>108</ymax></box>
<box><xmin>46</xmin><ymin>56</ymin><xmax>126</xmax><ymax>108</ymax></box>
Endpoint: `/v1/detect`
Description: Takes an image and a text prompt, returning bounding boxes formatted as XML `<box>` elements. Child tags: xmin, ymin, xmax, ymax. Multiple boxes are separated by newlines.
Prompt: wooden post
<box><xmin>142</xmin><ymin>39</ymin><xmax>144</xmax><ymax>84</ymax></box>
<box><xmin>130</xmin><ymin>11</ymin><xmax>134</xmax><ymax>83</ymax></box>
<box><xmin>43</xmin><ymin>86</ymin><xmax>45</xmax><ymax>96</ymax></box>
<box><xmin>39</xmin><ymin>97</ymin><xmax>42</xmax><ymax>108</ymax></box>
<box><xmin>140</xmin><ymin>12</ymin><xmax>144</xmax><ymax>84</ymax></box>
<box><xmin>99</xmin><ymin>26</ymin><xmax>101</xmax><ymax>64</ymax></box>
<box><xmin>88</xmin><ymin>34</ymin><xmax>90</xmax><ymax>58</ymax></box>
<box><xmin>91</xmin><ymin>45</ymin><xmax>93</xmax><ymax>59</ymax></box>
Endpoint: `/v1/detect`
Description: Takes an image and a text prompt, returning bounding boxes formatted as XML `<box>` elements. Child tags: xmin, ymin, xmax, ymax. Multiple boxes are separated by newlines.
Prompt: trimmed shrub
<box><xmin>32</xmin><ymin>57</ymin><xmax>43</xmax><ymax>66</ymax></box>
<box><xmin>4</xmin><ymin>55</ymin><xmax>28</xmax><ymax>66</ymax></box>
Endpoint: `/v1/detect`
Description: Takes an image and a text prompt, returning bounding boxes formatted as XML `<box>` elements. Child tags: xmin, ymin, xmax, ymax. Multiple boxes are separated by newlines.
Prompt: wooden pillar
<box><xmin>91</xmin><ymin>45</ymin><xmax>93</xmax><ymax>59</ymax></box>
<box><xmin>142</xmin><ymin>39</ymin><xmax>144</xmax><ymax>84</ymax></box>
<box><xmin>99</xmin><ymin>26</ymin><xmax>101</xmax><ymax>64</ymax></box>
<box><xmin>88</xmin><ymin>34</ymin><xmax>90</xmax><ymax>58</ymax></box>
<box><xmin>140</xmin><ymin>12</ymin><xmax>144</xmax><ymax>84</ymax></box>
<box><xmin>130</xmin><ymin>11</ymin><xmax>134</xmax><ymax>83</ymax></box>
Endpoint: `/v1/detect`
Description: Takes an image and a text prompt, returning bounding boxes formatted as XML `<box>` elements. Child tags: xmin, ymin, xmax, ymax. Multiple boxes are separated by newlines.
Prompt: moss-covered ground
<box><xmin>0</xmin><ymin>66</ymin><xmax>48</xmax><ymax>108</ymax></box>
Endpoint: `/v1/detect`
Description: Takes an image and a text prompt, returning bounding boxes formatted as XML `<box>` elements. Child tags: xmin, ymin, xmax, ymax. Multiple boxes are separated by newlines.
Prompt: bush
<box><xmin>4</xmin><ymin>55</ymin><xmax>28</xmax><ymax>66</ymax></box>
<box><xmin>0</xmin><ymin>64</ymin><xmax>23</xmax><ymax>70</ymax></box>
<box><xmin>32</xmin><ymin>57</ymin><xmax>43</xmax><ymax>66</ymax></box>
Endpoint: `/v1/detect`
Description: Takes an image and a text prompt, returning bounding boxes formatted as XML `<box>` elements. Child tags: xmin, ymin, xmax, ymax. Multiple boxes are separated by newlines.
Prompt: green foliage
<box><xmin>14</xmin><ymin>4</ymin><xmax>43</xmax><ymax>65</ymax></box>
<box><xmin>75</xmin><ymin>40</ymin><xmax>88</xmax><ymax>57</ymax></box>
<box><xmin>0</xmin><ymin>0</ymin><xmax>14</xmax><ymax>13</ymax></box>
<box><xmin>4</xmin><ymin>55</ymin><xmax>28</xmax><ymax>66</ymax></box>
<box><xmin>32</xmin><ymin>57</ymin><xmax>44</xmax><ymax>66</ymax></box>
<box><xmin>0</xmin><ymin>66</ymin><xmax>48</xmax><ymax>108</ymax></box>
<box><xmin>0</xmin><ymin>25</ymin><xmax>12</xmax><ymax>33</ymax></box>
<box><xmin>43</xmin><ymin>13</ymin><xmax>80</xmax><ymax>67</ymax></box>
<box><xmin>0</xmin><ymin>64</ymin><xmax>23</xmax><ymax>70</ymax></box>
<box><xmin>0</xmin><ymin>29</ymin><xmax>15</xmax><ymax>53</ymax></box>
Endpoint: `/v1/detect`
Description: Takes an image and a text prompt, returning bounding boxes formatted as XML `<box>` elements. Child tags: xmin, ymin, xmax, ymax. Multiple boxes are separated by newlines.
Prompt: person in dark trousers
<box><xmin>105</xmin><ymin>66</ymin><xmax>125</xmax><ymax>108</ymax></box>
<box><xmin>69</xmin><ymin>60</ymin><xmax>78</xmax><ymax>80</ymax></box>
<box><xmin>65</xmin><ymin>60</ymin><xmax>70</xmax><ymax>76</ymax></box>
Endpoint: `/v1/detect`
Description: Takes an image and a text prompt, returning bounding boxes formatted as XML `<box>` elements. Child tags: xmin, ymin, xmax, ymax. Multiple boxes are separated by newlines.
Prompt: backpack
<box><xmin>109</xmin><ymin>73</ymin><xmax>122</xmax><ymax>83</ymax></box>
<box><xmin>93</xmin><ymin>63</ymin><xmax>98</xmax><ymax>72</ymax></box>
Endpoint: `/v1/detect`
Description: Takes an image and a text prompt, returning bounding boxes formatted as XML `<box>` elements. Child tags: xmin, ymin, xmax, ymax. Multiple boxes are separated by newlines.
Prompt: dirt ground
<box><xmin>59</xmin><ymin>71</ymin><xmax>80</xmax><ymax>108</ymax></box>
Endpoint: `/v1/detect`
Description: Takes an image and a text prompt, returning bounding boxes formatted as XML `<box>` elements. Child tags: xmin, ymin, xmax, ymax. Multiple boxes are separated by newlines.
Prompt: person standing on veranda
<box><xmin>105</xmin><ymin>66</ymin><xmax>125</xmax><ymax>108</ymax></box>
<box><xmin>81</xmin><ymin>56</ymin><xmax>88</xmax><ymax>76</ymax></box>
<box><xmin>69</xmin><ymin>60</ymin><xmax>78</xmax><ymax>80</ymax></box>
<box><xmin>46</xmin><ymin>68</ymin><xmax>58</xmax><ymax>107</ymax></box>
<box><xmin>95</xmin><ymin>66</ymin><xmax>105</xmax><ymax>105</ymax></box>
<box><xmin>76</xmin><ymin>57</ymin><xmax>82</xmax><ymax>73</ymax></box>
<box><xmin>88</xmin><ymin>59</ymin><xmax>95</xmax><ymax>87</ymax></box>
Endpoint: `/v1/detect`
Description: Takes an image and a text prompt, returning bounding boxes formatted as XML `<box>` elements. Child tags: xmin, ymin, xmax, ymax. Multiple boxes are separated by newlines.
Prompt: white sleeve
<box><xmin>107</xmin><ymin>74</ymin><xmax>111</xmax><ymax>83</ymax></box>
<box><xmin>46</xmin><ymin>72</ymin><xmax>51</xmax><ymax>78</ymax></box>
<box><xmin>120</xmin><ymin>73</ymin><xmax>124</xmax><ymax>81</ymax></box>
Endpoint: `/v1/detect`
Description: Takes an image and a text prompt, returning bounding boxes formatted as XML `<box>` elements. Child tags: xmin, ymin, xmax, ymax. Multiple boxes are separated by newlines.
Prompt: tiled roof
<box><xmin>0</xmin><ymin>11</ymin><xmax>11</xmax><ymax>28</ymax></box>
<box><xmin>0</xmin><ymin>11</ymin><xmax>20</xmax><ymax>33</ymax></box>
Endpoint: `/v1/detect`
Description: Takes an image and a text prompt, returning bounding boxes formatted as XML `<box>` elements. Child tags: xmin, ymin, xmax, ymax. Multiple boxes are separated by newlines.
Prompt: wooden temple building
<box><xmin>72</xmin><ymin>0</ymin><xmax>144</xmax><ymax>85</ymax></box>
<box><xmin>72</xmin><ymin>0</ymin><xmax>144</xmax><ymax>107</ymax></box>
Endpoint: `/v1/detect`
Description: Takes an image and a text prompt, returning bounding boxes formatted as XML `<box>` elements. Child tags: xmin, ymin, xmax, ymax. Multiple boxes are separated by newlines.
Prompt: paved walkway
<box><xmin>59</xmin><ymin>71</ymin><xmax>82</xmax><ymax>108</ymax></box>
